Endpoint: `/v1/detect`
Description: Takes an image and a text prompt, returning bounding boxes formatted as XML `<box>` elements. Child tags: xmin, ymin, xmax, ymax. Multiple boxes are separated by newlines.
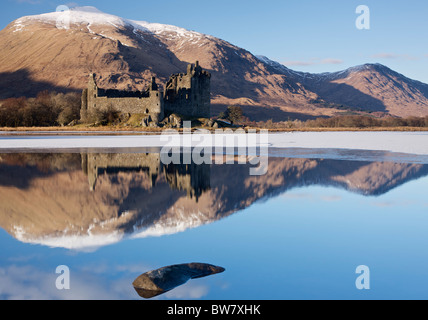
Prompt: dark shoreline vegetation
<box><xmin>0</xmin><ymin>91</ymin><xmax>81</xmax><ymax>127</ymax></box>
<box><xmin>253</xmin><ymin>114</ymin><xmax>428</xmax><ymax>130</ymax></box>
<box><xmin>1</xmin><ymin>93</ymin><xmax>428</xmax><ymax>130</ymax></box>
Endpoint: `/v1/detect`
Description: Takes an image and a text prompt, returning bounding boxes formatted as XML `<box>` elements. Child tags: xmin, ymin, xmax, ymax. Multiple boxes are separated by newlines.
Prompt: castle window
<box><xmin>146</xmin><ymin>109</ymin><xmax>149</xmax><ymax>114</ymax></box>
<box><xmin>94</xmin><ymin>94</ymin><xmax>96</xmax><ymax>98</ymax></box>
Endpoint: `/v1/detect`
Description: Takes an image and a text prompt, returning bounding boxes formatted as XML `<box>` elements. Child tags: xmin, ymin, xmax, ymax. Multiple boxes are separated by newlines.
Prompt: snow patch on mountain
<box><xmin>14</xmin><ymin>6</ymin><xmax>128</xmax><ymax>30</ymax></box>
<box><xmin>12</xmin><ymin>6</ymin><xmax>206</xmax><ymax>41</ymax></box>
<box><xmin>133</xmin><ymin>20</ymin><xmax>204</xmax><ymax>39</ymax></box>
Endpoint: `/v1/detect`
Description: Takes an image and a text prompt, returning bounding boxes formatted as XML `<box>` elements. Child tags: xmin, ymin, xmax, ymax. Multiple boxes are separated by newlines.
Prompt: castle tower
<box><xmin>164</xmin><ymin>62</ymin><xmax>211</xmax><ymax>118</ymax></box>
<box><xmin>80</xmin><ymin>73</ymin><xmax>99</xmax><ymax>120</ymax></box>
<box><xmin>88</xmin><ymin>73</ymin><xmax>97</xmax><ymax>91</ymax></box>
<box><xmin>87</xmin><ymin>73</ymin><xmax>98</xmax><ymax>106</ymax></box>
<box><xmin>150</xmin><ymin>76</ymin><xmax>158</xmax><ymax>91</ymax></box>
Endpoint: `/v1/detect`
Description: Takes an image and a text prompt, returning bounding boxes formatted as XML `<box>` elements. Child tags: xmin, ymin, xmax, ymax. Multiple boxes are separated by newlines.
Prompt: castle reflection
<box><xmin>82</xmin><ymin>153</ymin><xmax>210</xmax><ymax>201</ymax></box>
<box><xmin>1</xmin><ymin>152</ymin><xmax>428</xmax><ymax>250</ymax></box>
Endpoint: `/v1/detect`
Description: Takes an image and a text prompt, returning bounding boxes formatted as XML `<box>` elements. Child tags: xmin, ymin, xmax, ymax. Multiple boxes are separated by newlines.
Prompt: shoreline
<box><xmin>1</xmin><ymin>126</ymin><xmax>428</xmax><ymax>135</ymax></box>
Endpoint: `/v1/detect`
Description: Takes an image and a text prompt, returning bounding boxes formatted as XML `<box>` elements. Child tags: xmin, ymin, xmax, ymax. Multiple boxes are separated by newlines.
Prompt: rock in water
<box><xmin>132</xmin><ymin>263</ymin><xmax>225</xmax><ymax>299</ymax></box>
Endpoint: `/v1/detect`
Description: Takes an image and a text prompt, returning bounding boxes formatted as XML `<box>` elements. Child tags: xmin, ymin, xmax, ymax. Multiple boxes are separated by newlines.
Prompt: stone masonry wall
<box><xmin>81</xmin><ymin>63</ymin><xmax>211</xmax><ymax>123</ymax></box>
<box><xmin>164</xmin><ymin>62</ymin><xmax>211</xmax><ymax>118</ymax></box>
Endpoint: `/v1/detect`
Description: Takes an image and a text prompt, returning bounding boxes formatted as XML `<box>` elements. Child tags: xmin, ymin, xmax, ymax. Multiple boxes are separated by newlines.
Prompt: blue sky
<box><xmin>2</xmin><ymin>0</ymin><xmax>428</xmax><ymax>83</ymax></box>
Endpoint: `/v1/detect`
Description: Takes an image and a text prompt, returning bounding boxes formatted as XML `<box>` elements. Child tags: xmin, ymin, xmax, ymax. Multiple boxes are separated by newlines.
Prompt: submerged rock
<box><xmin>132</xmin><ymin>263</ymin><xmax>225</xmax><ymax>299</ymax></box>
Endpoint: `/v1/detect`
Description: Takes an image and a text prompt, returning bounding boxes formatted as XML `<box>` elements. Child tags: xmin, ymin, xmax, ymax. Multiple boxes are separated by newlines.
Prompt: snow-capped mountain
<box><xmin>1</xmin><ymin>6</ymin><xmax>428</xmax><ymax>119</ymax></box>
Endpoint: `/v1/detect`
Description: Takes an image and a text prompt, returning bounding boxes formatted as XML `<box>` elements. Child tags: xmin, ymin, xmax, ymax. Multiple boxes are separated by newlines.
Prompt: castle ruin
<box><xmin>81</xmin><ymin>62</ymin><xmax>211</xmax><ymax>124</ymax></box>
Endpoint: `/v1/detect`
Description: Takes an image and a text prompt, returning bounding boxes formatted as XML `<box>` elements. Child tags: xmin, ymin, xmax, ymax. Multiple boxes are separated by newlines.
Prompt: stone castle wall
<box><xmin>81</xmin><ymin>75</ymin><xmax>164</xmax><ymax>123</ymax></box>
<box><xmin>80</xmin><ymin>62</ymin><xmax>211</xmax><ymax>124</ymax></box>
<box><xmin>93</xmin><ymin>93</ymin><xmax>164</xmax><ymax>123</ymax></box>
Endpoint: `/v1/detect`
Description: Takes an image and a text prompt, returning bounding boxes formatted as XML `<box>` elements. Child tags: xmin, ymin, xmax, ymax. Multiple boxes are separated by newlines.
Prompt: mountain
<box><xmin>1</xmin><ymin>6</ymin><xmax>428</xmax><ymax>120</ymax></box>
<box><xmin>1</xmin><ymin>153</ymin><xmax>428</xmax><ymax>250</ymax></box>
<box><xmin>258</xmin><ymin>56</ymin><xmax>428</xmax><ymax>117</ymax></box>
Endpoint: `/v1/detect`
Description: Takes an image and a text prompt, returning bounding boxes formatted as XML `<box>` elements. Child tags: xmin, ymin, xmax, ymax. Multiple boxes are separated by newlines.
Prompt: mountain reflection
<box><xmin>0</xmin><ymin>152</ymin><xmax>427</xmax><ymax>250</ymax></box>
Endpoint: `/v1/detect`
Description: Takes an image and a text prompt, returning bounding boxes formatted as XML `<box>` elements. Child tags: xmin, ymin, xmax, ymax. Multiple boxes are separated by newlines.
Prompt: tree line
<box><xmin>0</xmin><ymin>91</ymin><xmax>81</xmax><ymax>127</ymax></box>
<box><xmin>304</xmin><ymin>114</ymin><xmax>428</xmax><ymax>128</ymax></box>
<box><xmin>251</xmin><ymin>114</ymin><xmax>428</xmax><ymax>129</ymax></box>
<box><xmin>220</xmin><ymin>107</ymin><xmax>428</xmax><ymax>129</ymax></box>
<box><xmin>1</xmin><ymin>96</ymin><xmax>428</xmax><ymax>129</ymax></box>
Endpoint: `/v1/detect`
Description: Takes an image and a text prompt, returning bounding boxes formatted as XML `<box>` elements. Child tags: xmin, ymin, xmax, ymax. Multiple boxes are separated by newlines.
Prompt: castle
<box><xmin>80</xmin><ymin>62</ymin><xmax>211</xmax><ymax>125</ymax></box>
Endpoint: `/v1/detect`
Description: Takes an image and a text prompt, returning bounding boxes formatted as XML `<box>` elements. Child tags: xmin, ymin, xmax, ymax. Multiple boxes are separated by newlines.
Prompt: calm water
<box><xmin>1</xmin><ymin>150</ymin><xmax>428</xmax><ymax>300</ymax></box>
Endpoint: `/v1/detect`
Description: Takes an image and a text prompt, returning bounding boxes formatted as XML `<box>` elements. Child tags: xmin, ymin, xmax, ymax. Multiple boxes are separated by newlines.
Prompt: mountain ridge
<box><xmin>1</xmin><ymin>6</ymin><xmax>428</xmax><ymax>120</ymax></box>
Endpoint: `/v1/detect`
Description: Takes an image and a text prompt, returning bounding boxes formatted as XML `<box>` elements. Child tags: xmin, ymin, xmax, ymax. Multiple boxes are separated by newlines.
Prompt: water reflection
<box><xmin>82</xmin><ymin>152</ymin><xmax>211</xmax><ymax>200</ymax></box>
<box><xmin>1</xmin><ymin>152</ymin><xmax>428</xmax><ymax>250</ymax></box>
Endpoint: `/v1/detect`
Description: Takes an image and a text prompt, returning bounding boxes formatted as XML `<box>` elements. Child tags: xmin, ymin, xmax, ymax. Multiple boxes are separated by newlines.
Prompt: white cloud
<box><xmin>320</xmin><ymin>195</ymin><xmax>342</xmax><ymax>202</ymax></box>
<box><xmin>15</xmin><ymin>0</ymin><xmax>42</xmax><ymax>4</ymax></box>
<box><xmin>0</xmin><ymin>265</ymin><xmax>56</xmax><ymax>300</ymax></box>
<box><xmin>281</xmin><ymin>192</ymin><xmax>313</xmax><ymax>200</ymax></box>
<box><xmin>320</xmin><ymin>58</ymin><xmax>343</xmax><ymax>65</ymax></box>
<box><xmin>371</xmin><ymin>53</ymin><xmax>418</xmax><ymax>61</ymax></box>
<box><xmin>0</xmin><ymin>264</ymin><xmax>137</xmax><ymax>300</ymax></box>
<box><xmin>164</xmin><ymin>282</ymin><xmax>209</xmax><ymax>299</ymax></box>
<box><xmin>282</xmin><ymin>60</ymin><xmax>317</xmax><ymax>66</ymax></box>
<box><xmin>0</xmin><ymin>262</ymin><xmax>216</xmax><ymax>300</ymax></box>
<box><xmin>282</xmin><ymin>58</ymin><xmax>344</xmax><ymax>67</ymax></box>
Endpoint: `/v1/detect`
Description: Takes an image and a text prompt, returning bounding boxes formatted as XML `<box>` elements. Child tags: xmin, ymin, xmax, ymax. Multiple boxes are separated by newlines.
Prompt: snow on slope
<box><xmin>13</xmin><ymin>6</ymin><xmax>205</xmax><ymax>40</ymax></box>
<box><xmin>14</xmin><ymin>6</ymin><xmax>131</xmax><ymax>29</ymax></box>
